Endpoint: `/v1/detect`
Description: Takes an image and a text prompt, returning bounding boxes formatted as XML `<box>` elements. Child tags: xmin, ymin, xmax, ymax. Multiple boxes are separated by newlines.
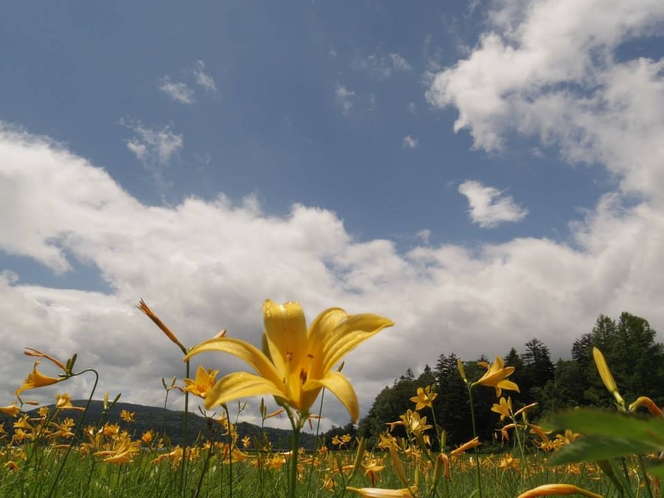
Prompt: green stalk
<box><xmin>305</xmin><ymin>388</ymin><xmax>326</xmax><ymax>495</ymax></box>
<box><xmin>180</xmin><ymin>358</ymin><xmax>190</xmax><ymax>497</ymax></box>
<box><xmin>286</xmin><ymin>408</ymin><xmax>302</xmax><ymax>498</ymax></box>
<box><xmin>193</xmin><ymin>440</ymin><xmax>215</xmax><ymax>498</ymax></box>
<box><xmin>46</xmin><ymin>368</ymin><xmax>99</xmax><ymax>498</ymax></box>
<box><xmin>466</xmin><ymin>384</ymin><xmax>483</xmax><ymax>498</ymax></box>
<box><xmin>638</xmin><ymin>455</ymin><xmax>654</xmax><ymax>498</ymax></box>
<box><xmin>223</xmin><ymin>404</ymin><xmax>233</xmax><ymax>498</ymax></box>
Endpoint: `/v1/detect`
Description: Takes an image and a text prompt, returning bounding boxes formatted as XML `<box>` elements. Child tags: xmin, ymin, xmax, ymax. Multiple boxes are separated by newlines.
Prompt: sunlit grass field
<box><xmin>2</xmin><ymin>300</ymin><xmax>662</xmax><ymax>497</ymax></box>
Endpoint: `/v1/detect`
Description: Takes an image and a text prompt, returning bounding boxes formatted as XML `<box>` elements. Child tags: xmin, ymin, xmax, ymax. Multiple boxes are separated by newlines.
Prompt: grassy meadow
<box><xmin>2</xmin><ymin>300</ymin><xmax>663</xmax><ymax>497</ymax></box>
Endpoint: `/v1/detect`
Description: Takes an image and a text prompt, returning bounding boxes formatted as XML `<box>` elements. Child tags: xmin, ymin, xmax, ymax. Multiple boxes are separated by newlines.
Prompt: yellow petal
<box><xmin>498</xmin><ymin>380</ymin><xmax>520</xmax><ymax>393</ymax></box>
<box><xmin>517</xmin><ymin>484</ymin><xmax>603</xmax><ymax>498</ymax></box>
<box><xmin>320</xmin><ymin>312</ymin><xmax>394</xmax><ymax>373</ymax></box>
<box><xmin>263</xmin><ymin>300</ymin><xmax>308</xmax><ymax>377</ymax></box>
<box><xmin>306</xmin><ymin>371</ymin><xmax>359</xmax><ymax>422</ymax></box>
<box><xmin>184</xmin><ymin>337</ymin><xmax>282</xmax><ymax>387</ymax></box>
<box><xmin>204</xmin><ymin>372</ymin><xmax>285</xmax><ymax>410</ymax></box>
<box><xmin>346</xmin><ymin>487</ymin><xmax>417</xmax><ymax>497</ymax></box>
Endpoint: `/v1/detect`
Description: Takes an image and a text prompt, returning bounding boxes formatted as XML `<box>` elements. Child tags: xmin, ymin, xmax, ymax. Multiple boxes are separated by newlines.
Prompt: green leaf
<box><xmin>644</xmin><ymin>458</ymin><xmax>664</xmax><ymax>478</ymax></box>
<box><xmin>545</xmin><ymin>409</ymin><xmax>664</xmax><ymax>446</ymax></box>
<box><xmin>544</xmin><ymin>409</ymin><xmax>664</xmax><ymax>464</ymax></box>
<box><xmin>551</xmin><ymin>435</ymin><xmax>661</xmax><ymax>464</ymax></box>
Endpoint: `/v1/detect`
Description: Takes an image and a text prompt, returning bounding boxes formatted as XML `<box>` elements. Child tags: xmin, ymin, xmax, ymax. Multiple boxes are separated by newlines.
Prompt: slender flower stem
<box><xmin>223</xmin><ymin>404</ymin><xmax>233</xmax><ymax>498</ymax></box>
<box><xmin>193</xmin><ymin>440</ymin><xmax>215</xmax><ymax>498</ymax></box>
<box><xmin>46</xmin><ymin>368</ymin><xmax>99</xmax><ymax>498</ymax></box>
<box><xmin>306</xmin><ymin>388</ymin><xmax>326</xmax><ymax>495</ymax></box>
<box><xmin>180</xmin><ymin>359</ymin><xmax>190</xmax><ymax>497</ymax></box>
<box><xmin>466</xmin><ymin>384</ymin><xmax>483</xmax><ymax>498</ymax></box>
<box><xmin>638</xmin><ymin>455</ymin><xmax>654</xmax><ymax>498</ymax></box>
<box><xmin>286</xmin><ymin>407</ymin><xmax>302</xmax><ymax>498</ymax></box>
<box><xmin>510</xmin><ymin>414</ymin><xmax>526</xmax><ymax>465</ymax></box>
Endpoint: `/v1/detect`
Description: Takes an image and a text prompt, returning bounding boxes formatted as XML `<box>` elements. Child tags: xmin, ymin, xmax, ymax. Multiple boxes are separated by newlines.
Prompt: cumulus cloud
<box><xmin>158</xmin><ymin>76</ymin><xmax>195</xmax><ymax>104</ymax></box>
<box><xmin>426</xmin><ymin>0</ymin><xmax>664</xmax><ymax>199</ymax></box>
<box><xmin>2</xmin><ymin>120</ymin><xmax>664</xmax><ymax>429</ymax></box>
<box><xmin>193</xmin><ymin>60</ymin><xmax>217</xmax><ymax>93</ymax></box>
<box><xmin>403</xmin><ymin>135</ymin><xmax>418</xmax><ymax>149</ymax></box>
<box><xmin>458</xmin><ymin>180</ymin><xmax>529</xmax><ymax>227</ymax></box>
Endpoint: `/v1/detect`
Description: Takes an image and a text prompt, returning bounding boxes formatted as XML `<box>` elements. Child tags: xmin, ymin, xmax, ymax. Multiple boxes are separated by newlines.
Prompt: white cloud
<box><xmin>458</xmin><ymin>180</ymin><xmax>529</xmax><ymax>227</ymax></box>
<box><xmin>335</xmin><ymin>85</ymin><xmax>355</xmax><ymax>114</ymax></box>
<box><xmin>415</xmin><ymin>229</ymin><xmax>431</xmax><ymax>244</ymax></box>
<box><xmin>426</xmin><ymin>0</ymin><xmax>664</xmax><ymax>199</ymax></box>
<box><xmin>121</xmin><ymin>119</ymin><xmax>183</xmax><ymax>166</ymax></box>
<box><xmin>193</xmin><ymin>60</ymin><xmax>217</xmax><ymax>93</ymax></box>
<box><xmin>353</xmin><ymin>52</ymin><xmax>412</xmax><ymax>79</ymax></box>
<box><xmin>388</xmin><ymin>53</ymin><xmax>412</xmax><ymax>71</ymax></box>
<box><xmin>158</xmin><ymin>76</ymin><xmax>195</xmax><ymax>104</ymax></box>
<box><xmin>403</xmin><ymin>135</ymin><xmax>418</xmax><ymax>149</ymax></box>
<box><xmin>3</xmin><ymin>121</ymin><xmax>664</xmax><ymax>429</ymax></box>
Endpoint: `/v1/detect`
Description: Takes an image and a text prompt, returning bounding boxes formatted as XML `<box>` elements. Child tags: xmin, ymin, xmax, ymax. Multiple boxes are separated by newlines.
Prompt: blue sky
<box><xmin>1</xmin><ymin>0</ymin><xmax>662</xmax><ymax>429</ymax></box>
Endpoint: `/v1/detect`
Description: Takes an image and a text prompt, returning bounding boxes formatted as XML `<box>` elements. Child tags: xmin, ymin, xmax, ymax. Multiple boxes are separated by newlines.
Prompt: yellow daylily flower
<box><xmin>410</xmin><ymin>385</ymin><xmax>437</xmax><ymax>411</ymax></box>
<box><xmin>95</xmin><ymin>438</ymin><xmax>140</xmax><ymax>465</ymax></box>
<box><xmin>362</xmin><ymin>458</ymin><xmax>385</xmax><ymax>487</ymax></box>
<box><xmin>491</xmin><ymin>396</ymin><xmax>512</xmax><ymax>421</ymax></box>
<box><xmin>346</xmin><ymin>486</ymin><xmax>418</xmax><ymax>497</ymax></box>
<box><xmin>517</xmin><ymin>484</ymin><xmax>603</xmax><ymax>498</ymax></box>
<box><xmin>184</xmin><ymin>300</ymin><xmax>393</xmax><ymax>422</ymax></box>
<box><xmin>16</xmin><ymin>361</ymin><xmax>63</xmax><ymax>398</ymax></box>
<box><xmin>183</xmin><ymin>365</ymin><xmax>220</xmax><ymax>399</ymax></box>
<box><xmin>0</xmin><ymin>403</ymin><xmax>20</xmax><ymax>417</ymax></box>
<box><xmin>473</xmin><ymin>356</ymin><xmax>519</xmax><ymax>397</ymax></box>
<box><xmin>387</xmin><ymin>409</ymin><xmax>432</xmax><ymax>437</ymax></box>
<box><xmin>55</xmin><ymin>393</ymin><xmax>84</xmax><ymax>411</ymax></box>
<box><xmin>120</xmin><ymin>410</ymin><xmax>135</xmax><ymax>422</ymax></box>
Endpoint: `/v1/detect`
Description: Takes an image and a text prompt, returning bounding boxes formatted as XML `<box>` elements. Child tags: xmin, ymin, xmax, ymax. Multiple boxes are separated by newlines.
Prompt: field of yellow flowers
<box><xmin>1</xmin><ymin>299</ymin><xmax>663</xmax><ymax>497</ymax></box>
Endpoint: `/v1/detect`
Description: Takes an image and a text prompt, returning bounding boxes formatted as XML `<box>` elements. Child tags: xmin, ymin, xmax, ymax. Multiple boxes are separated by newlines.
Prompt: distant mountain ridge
<box><xmin>1</xmin><ymin>400</ymin><xmax>319</xmax><ymax>450</ymax></box>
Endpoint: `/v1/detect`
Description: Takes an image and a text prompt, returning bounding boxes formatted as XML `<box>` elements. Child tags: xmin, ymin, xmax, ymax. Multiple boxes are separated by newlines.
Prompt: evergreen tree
<box><xmin>521</xmin><ymin>338</ymin><xmax>555</xmax><ymax>404</ymax></box>
<box><xmin>433</xmin><ymin>353</ymin><xmax>470</xmax><ymax>446</ymax></box>
<box><xmin>533</xmin><ymin>359</ymin><xmax>585</xmax><ymax>413</ymax></box>
<box><xmin>358</xmin><ymin>368</ymin><xmax>438</xmax><ymax>448</ymax></box>
<box><xmin>503</xmin><ymin>347</ymin><xmax>526</xmax><ymax>402</ymax></box>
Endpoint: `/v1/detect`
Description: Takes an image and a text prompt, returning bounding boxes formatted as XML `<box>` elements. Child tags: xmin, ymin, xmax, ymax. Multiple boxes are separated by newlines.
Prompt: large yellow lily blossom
<box><xmin>473</xmin><ymin>355</ymin><xmax>519</xmax><ymax>397</ymax></box>
<box><xmin>184</xmin><ymin>300</ymin><xmax>393</xmax><ymax>422</ymax></box>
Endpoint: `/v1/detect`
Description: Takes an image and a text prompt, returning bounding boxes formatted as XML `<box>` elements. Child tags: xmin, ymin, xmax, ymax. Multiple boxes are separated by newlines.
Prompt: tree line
<box><xmin>352</xmin><ymin>312</ymin><xmax>664</xmax><ymax>448</ymax></box>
